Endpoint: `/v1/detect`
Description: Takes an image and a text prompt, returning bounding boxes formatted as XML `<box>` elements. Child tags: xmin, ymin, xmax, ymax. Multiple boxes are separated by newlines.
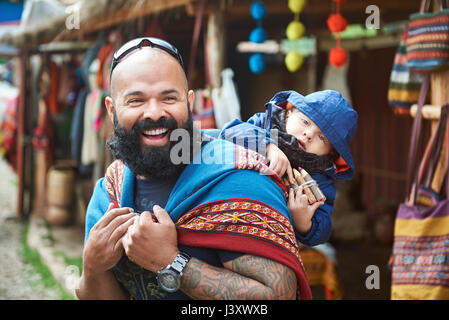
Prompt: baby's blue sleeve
<box><xmin>294</xmin><ymin>174</ymin><xmax>335</xmax><ymax>247</ymax></box>
<box><xmin>218</xmin><ymin>113</ymin><xmax>274</xmax><ymax>154</ymax></box>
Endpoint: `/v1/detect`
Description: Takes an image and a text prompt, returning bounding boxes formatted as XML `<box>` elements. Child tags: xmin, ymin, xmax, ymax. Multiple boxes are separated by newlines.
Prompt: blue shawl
<box><xmin>85</xmin><ymin>138</ymin><xmax>312</xmax><ymax>299</ymax></box>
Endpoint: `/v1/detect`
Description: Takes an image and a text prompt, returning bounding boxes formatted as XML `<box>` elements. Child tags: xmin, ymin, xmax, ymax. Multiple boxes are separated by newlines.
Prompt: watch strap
<box><xmin>159</xmin><ymin>252</ymin><xmax>191</xmax><ymax>275</ymax></box>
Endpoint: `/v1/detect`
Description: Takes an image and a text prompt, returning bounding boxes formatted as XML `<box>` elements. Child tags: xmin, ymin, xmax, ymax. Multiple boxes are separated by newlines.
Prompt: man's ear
<box><xmin>104</xmin><ymin>96</ymin><xmax>115</xmax><ymax>123</ymax></box>
<box><xmin>187</xmin><ymin>90</ymin><xmax>194</xmax><ymax>113</ymax></box>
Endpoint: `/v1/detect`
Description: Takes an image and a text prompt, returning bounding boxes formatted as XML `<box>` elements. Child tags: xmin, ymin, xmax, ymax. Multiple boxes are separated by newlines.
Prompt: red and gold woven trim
<box><xmin>176</xmin><ymin>199</ymin><xmax>300</xmax><ymax>259</ymax></box>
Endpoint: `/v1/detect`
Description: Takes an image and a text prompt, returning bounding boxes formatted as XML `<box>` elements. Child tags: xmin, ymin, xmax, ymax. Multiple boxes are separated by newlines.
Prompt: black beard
<box><xmin>107</xmin><ymin>107</ymin><xmax>196</xmax><ymax>180</ymax></box>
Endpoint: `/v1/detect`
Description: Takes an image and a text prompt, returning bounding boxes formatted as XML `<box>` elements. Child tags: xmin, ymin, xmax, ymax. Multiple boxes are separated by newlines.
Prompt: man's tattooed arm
<box><xmin>180</xmin><ymin>255</ymin><xmax>297</xmax><ymax>300</ymax></box>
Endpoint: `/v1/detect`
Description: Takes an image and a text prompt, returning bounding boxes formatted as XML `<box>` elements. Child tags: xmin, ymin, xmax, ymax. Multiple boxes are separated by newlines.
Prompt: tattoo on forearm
<box><xmin>180</xmin><ymin>255</ymin><xmax>297</xmax><ymax>300</ymax></box>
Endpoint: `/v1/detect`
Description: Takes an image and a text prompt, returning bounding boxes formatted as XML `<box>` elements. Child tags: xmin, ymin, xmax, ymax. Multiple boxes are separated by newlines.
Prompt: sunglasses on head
<box><xmin>110</xmin><ymin>37</ymin><xmax>185</xmax><ymax>77</ymax></box>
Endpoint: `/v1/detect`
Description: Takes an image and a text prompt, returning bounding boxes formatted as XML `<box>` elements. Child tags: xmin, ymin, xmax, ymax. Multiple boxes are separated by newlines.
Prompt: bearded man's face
<box><xmin>104</xmin><ymin>47</ymin><xmax>196</xmax><ymax>179</ymax></box>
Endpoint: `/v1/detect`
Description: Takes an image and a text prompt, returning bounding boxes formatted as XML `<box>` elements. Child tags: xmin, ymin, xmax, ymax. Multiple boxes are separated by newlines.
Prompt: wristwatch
<box><xmin>156</xmin><ymin>252</ymin><xmax>191</xmax><ymax>293</ymax></box>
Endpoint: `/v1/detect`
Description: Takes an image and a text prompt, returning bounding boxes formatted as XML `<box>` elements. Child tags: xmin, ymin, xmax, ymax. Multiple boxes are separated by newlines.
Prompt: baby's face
<box><xmin>285</xmin><ymin>109</ymin><xmax>332</xmax><ymax>156</ymax></box>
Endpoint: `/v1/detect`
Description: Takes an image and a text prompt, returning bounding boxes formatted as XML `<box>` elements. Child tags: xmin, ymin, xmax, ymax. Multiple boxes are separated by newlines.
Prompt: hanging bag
<box><xmin>391</xmin><ymin>75</ymin><xmax>449</xmax><ymax>299</ymax></box>
<box><xmin>406</xmin><ymin>0</ymin><xmax>449</xmax><ymax>73</ymax></box>
<box><xmin>388</xmin><ymin>26</ymin><xmax>425</xmax><ymax>115</ymax></box>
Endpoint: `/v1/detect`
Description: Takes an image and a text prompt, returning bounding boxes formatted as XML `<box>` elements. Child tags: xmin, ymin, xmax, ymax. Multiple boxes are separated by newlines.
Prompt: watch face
<box><xmin>157</xmin><ymin>269</ymin><xmax>181</xmax><ymax>293</ymax></box>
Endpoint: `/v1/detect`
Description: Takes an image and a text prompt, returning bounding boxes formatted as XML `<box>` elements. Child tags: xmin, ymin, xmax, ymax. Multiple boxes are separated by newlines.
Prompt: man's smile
<box><xmin>141</xmin><ymin>127</ymin><xmax>171</xmax><ymax>145</ymax></box>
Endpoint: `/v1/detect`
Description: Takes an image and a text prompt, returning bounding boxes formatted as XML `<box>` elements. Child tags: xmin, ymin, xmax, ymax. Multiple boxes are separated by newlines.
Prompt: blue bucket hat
<box><xmin>267</xmin><ymin>90</ymin><xmax>358</xmax><ymax>180</ymax></box>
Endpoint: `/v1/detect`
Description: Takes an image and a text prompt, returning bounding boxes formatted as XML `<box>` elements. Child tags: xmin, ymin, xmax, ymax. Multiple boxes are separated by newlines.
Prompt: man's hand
<box><xmin>287</xmin><ymin>186</ymin><xmax>324</xmax><ymax>235</ymax></box>
<box><xmin>83</xmin><ymin>204</ymin><xmax>136</xmax><ymax>276</ymax></box>
<box><xmin>77</xmin><ymin>203</ymin><xmax>136</xmax><ymax>300</ymax></box>
<box><xmin>122</xmin><ymin>205</ymin><xmax>179</xmax><ymax>273</ymax></box>
<box><xmin>266</xmin><ymin>143</ymin><xmax>295</xmax><ymax>184</ymax></box>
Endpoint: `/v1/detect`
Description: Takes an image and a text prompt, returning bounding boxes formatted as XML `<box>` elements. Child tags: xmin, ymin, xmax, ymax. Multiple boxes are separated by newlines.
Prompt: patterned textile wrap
<box><xmin>391</xmin><ymin>103</ymin><xmax>449</xmax><ymax>300</ymax></box>
<box><xmin>88</xmin><ymin>138</ymin><xmax>312</xmax><ymax>300</ymax></box>
<box><xmin>406</xmin><ymin>0</ymin><xmax>449</xmax><ymax>73</ymax></box>
<box><xmin>388</xmin><ymin>26</ymin><xmax>424</xmax><ymax>115</ymax></box>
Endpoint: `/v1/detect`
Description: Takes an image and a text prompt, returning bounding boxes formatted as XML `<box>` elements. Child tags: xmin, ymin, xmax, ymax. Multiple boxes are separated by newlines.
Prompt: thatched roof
<box><xmin>0</xmin><ymin>0</ymin><xmax>193</xmax><ymax>49</ymax></box>
<box><xmin>1</xmin><ymin>0</ymin><xmax>422</xmax><ymax>51</ymax></box>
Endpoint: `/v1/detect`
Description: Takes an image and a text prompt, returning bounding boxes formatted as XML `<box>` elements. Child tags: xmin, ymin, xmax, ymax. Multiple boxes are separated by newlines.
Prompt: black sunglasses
<box><xmin>110</xmin><ymin>37</ymin><xmax>185</xmax><ymax>77</ymax></box>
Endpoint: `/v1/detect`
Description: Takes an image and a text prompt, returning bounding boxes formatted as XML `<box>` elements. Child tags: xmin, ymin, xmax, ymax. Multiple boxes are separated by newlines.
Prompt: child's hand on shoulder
<box><xmin>266</xmin><ymin>143</ymin><xmax>295</xmax><ymax>184</ymax></box>
<box><xmin>288</xmin><ymin>186</ymin><xmax>325</xmax><ymax>235</ymax></box>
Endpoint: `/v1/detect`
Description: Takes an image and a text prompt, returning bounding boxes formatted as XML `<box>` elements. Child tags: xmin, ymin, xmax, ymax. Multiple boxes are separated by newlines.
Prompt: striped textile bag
<box><xmin>388</xmin><ymin>26</ymin><xmax>424</xmax><ymax>115</ymax></box>
<box><xmin>391</xmin><ymin>78</ymin><xmax>449</xmax><ymax>299</ymax></box>
<box><xmin>406</xmin><ymin>0</ymin><xmax>449</xmax><ymax>73</ymax></box>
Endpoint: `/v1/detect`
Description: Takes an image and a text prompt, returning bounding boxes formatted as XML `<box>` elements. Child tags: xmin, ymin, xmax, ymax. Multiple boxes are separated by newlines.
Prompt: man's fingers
<box><xmin>97</xmin><ymin>205</ymin><xmax>134</xmax><ymax>227</ymax></box>
<box><xmin>152</xmin><ymin>205</ymin><xmax>172</xmax><ymax>224</ymax></box>
<box><xmin>109</xmin><ymin>215</ymin><xmax>137</xmax><ymax>245</ymax></box>
<box><xmin>139</xmin><ymin>210</ymin><xmax>155</xmax><ymax>225</ymax></box>
<box><xmin>106</xmin><ymin>211</ymin><xmax>136</xmax><ymax>233</ymax></box>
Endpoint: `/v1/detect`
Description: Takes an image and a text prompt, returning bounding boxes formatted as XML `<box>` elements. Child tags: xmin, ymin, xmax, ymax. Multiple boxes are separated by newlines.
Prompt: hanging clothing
<box><xmin>81</xmin><ymin>58</ymin><xmax>104</xmax><ymax>166</ymax></box>
<box><xmin>96</xmin><ymin>43</ymin><xmax>113</xmax><ymax>89</ymax></box>
<box><xmin>321</xmin><ymin>55</ymin><xmax>352</xmax><ymax>104</ymax></box>
<box><xmin>81</xmin><ymin>32</ymin><xmax>106</xmax><ymax>90</ymax></box>
<box><xmin>70</xmin><ymin>87</ymin><xmax>91</xmax><ymax>173</ymax></box>
<box><xmin>46</xmin><ymin>61</ymin><xmax>61</xmax><ymax>115</ymax></box>
<box><xmin>211</xmin><ymin>68</ymin><xmax>241</xmax><ymax>129</ymax></box>
<box><xmin>81</xmin><ymin>88</ymin><xmax>104</xmax><ymax>166</ymax></box>
<box><xmin>0</xmin><ymin>83</ymin><xmax>19</xmax><ymax>172</ymax></box>
<box><xmin>192</xmin><ymin>89</ymin><xmax>216</xmax><ymax>129</ymax></box>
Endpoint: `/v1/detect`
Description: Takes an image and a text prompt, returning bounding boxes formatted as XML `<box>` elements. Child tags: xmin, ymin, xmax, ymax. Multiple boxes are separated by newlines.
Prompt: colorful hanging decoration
<box><xmin>327</xmin><ymin>0</ymin><xmax>348</xmax><ymax>68</ymax></box>
<box><xmin>285</xmin><ymin>0</ymin><xmax>307</xmax><ymax>72</ymax></box>
<box><xmin>249</xmin><ymin>1</ymin><xmax>267</xmax><ymax>74</ymax></box>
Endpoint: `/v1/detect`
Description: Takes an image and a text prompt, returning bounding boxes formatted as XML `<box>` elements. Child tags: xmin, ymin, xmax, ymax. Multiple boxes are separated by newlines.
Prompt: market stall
<box><xmin>2</xmin><ymin>0</ymin><xmax>445</xmax><ymax>300</ymax></box>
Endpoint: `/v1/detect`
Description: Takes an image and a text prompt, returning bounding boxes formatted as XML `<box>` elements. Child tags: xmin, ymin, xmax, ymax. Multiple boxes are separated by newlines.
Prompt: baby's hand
<box><xmin>266</xmin><ymin>143</ymin><xmax>295</xmax><ymax>184</ymax></box>
<box><xmin>287</xmin><ymin>186</ymin><xmax>324</xmax><ymax>235</ymax></box>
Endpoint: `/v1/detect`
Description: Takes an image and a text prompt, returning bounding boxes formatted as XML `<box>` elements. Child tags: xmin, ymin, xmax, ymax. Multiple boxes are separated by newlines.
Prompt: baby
<box><xmin>219</xmin><ymin>90</ymin><xmax>358</xmax><ymax>246</ymax></box>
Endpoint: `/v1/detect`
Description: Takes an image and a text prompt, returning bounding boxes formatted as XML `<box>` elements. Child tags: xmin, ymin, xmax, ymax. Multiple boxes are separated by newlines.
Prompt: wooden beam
<box><xmin>318</xmin><ymin>33</ymin><xmax>401</xmax><ymax>51</ymax></box>
<box><xmin>187</xmin><ymin>0</ymin><xmax>421</xmax><ymax>17</ymax></box>
<box><xmin>57</xmin><ymin>0</ymin><xmax>193</xmax><ymax>41</ymax></box>
<box><xmin>1</xmin><ymin>0</ymin><xmax>194</xmax><ymax>46</ymax></box>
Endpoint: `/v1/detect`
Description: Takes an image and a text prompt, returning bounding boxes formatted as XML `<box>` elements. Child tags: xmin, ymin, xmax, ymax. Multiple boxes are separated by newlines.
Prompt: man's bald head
<box><xmin>109</xmin><ymin>47</ymin><xmax>188</xmax><ymax>101</ymax></box>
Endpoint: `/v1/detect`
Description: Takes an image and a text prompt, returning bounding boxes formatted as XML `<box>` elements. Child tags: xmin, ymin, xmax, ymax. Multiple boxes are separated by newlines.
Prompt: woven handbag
<box><xmin>388</xmin><ymin>26</ymin><xmax>425</xmax><ymax>115</ymax></box>
<box><xmin>406</xmin><ymin>0</ymin><xmax>449</xmax><ymax>73</ymax></box>
<box><xmin>391</xmin><ymin>75</ymin><xmax>449</xmax><ymax>299</ymax></box>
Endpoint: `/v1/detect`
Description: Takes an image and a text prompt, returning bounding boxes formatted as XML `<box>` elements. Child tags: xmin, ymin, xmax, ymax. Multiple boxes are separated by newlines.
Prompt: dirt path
<box><xmin>0</xmin><ymin>159</ymin><xmax>59</xmax><ymax>300</ymax></box>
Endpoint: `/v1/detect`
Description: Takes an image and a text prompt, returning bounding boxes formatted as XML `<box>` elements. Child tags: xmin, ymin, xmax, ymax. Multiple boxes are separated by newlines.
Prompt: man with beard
<box><xmin>76</xmin><ymin>38</ymin><xmax>311</xmax><ymax>300</ymax></box>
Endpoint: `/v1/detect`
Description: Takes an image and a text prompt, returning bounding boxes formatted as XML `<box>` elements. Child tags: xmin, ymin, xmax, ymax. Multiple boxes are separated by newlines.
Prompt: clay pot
<box><xmin>47</xmin><ymin>166</ymin><xmax>75</xmax><ymax>208</ymax></box>
<box><xmin>46</xmin><ymin>205</ymin><xmax>72</xmax><ymax>226</ymax></box>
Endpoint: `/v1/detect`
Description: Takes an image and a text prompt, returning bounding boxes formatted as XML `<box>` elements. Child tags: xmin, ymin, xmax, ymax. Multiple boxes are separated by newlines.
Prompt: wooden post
<box><xmin>16</xmin><ymin>52</ymin><xmax>28</xmax><ymax>219</ymax></box>
<box><xmin>428</xmin><ymin>0</ymin><xmax>449</xmax><ymax>193</ymax></box>
<box><xmin>429</xmin><ymin>69</ymin><xmax>449</xmax><ymax>192</ymax></box>
<box><xmin>206</xmin><ymin>7</ymin><xmax>226</xmax><ymax>88</ymax></box>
